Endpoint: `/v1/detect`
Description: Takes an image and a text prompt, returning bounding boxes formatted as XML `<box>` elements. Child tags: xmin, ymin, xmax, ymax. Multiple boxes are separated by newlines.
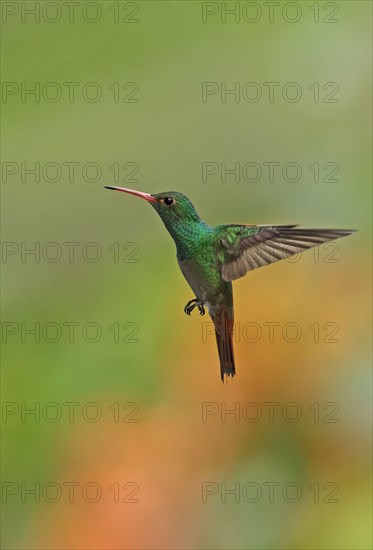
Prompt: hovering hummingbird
<box><xmin>105</xmin><ymin>186</ymin><xmax>354</xmax><ymax>382</ymax></box>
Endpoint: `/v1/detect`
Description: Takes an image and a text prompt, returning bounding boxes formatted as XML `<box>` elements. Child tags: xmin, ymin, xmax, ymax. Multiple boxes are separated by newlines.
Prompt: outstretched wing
<box><xmin>215</xmin><ymin>224</ymin><xmax>354</xmax><ymax>282</ymax></box>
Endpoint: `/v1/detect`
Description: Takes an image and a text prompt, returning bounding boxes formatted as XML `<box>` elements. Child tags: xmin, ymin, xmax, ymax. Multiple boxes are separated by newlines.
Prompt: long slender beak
<box><xmin>105</xmin><ymin>186</ymin><xmax>157</xmax><ymax>203</ymax></box>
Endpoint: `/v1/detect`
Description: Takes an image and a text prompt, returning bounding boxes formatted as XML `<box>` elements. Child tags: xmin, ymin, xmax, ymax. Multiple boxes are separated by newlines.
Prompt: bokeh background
<box><xmin>1</xmin><ymin>1</ymin><xmax>372</xmax><ymax>548</ymax></box>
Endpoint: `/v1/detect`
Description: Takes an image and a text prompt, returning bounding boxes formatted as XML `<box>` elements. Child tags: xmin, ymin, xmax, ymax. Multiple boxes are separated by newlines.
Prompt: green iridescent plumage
<box><xmin>105</xmin><ymin>186</ymin><xmax>355</xmax><ymax>382</ymax></box>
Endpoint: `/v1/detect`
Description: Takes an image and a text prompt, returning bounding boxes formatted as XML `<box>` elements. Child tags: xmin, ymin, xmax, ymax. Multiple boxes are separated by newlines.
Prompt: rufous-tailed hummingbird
<box><xmin>105</xmin><ymin>186</ymin><xmax>354</xmax><ymax>382</ymax></box>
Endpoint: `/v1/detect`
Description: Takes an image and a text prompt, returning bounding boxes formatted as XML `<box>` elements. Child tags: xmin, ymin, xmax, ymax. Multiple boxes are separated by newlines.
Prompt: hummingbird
<box><xmin>105</xmin><ymin>186</ymin><xmax>354</xmax><ymax>382</ymax></box>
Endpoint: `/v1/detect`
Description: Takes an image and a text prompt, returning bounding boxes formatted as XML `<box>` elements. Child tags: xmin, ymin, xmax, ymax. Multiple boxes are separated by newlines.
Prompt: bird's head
<box><xmin>105</xmin><ymin>186</ymin><xmax>201</xmax><ymax>226</ymax></box>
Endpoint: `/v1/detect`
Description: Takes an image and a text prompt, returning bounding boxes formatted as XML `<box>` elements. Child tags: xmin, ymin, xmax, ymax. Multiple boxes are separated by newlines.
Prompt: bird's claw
<box><xmin>184</xmin><ymin>299</ymin><xmax>205</xmax><ymax>316</ymax></box>
<box><xmin>184</xmin><ymin>302</ymin><xmax>193</xmax><ymax>316</ymax></box>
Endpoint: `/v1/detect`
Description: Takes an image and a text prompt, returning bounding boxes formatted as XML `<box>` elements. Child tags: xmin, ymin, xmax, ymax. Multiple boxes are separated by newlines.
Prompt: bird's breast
<box><xmin>177</xmin><ymin>247</ymin><xmax>223</xmax><ymax>302</ymax></box>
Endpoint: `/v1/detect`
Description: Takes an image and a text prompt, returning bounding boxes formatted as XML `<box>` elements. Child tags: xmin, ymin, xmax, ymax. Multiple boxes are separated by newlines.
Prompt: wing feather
<box><xmin>217</xmin><ymin>225</ymin><xmax>355</xmax><ymax>281</ymax></box>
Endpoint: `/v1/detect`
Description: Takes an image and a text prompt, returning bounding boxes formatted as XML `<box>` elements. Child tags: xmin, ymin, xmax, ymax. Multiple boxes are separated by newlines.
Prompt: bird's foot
<box><xmin>184</xmin><ymin>299</ymin><xmax>205</xmax><ymax>316</ymax></box>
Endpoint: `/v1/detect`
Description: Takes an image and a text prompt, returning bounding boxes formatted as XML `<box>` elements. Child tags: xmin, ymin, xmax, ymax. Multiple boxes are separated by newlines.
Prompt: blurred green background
<box><xmin>1</xmin><ymin>1</ymin><xmax>372</xmax><ymax>549</ymax></box>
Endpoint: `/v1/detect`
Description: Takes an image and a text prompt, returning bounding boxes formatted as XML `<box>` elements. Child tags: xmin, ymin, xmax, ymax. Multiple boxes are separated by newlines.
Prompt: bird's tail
<box><xmin>211</xmin><ymin>306</ymin><xmax>235</xmax><ymax>382</ymax></box>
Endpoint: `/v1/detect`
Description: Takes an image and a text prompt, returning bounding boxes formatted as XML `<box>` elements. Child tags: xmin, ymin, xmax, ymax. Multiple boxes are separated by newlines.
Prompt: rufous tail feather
<box><xmin>211</xmin><ymin>307</ymin><xmax>235</xmax><ymax>382</ymax></box>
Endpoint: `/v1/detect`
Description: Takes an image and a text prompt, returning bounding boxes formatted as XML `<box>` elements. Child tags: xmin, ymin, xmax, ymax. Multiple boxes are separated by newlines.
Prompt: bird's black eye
<box><xmin>163</xmin><ymin>197</ymin><xmax>175</xmax><ymax>206</ymax></box>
